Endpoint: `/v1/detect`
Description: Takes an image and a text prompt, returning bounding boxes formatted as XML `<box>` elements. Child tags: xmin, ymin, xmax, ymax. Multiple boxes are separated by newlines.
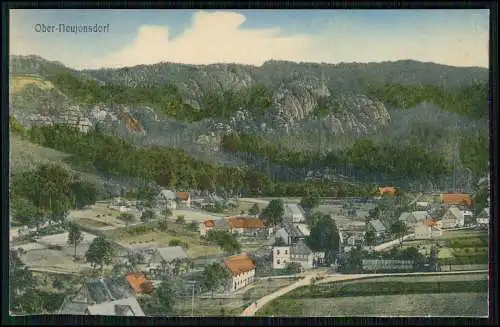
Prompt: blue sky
<box><xmin>10</xmin><ymin>9</ymin><xmax>489</xmax><ymax>69</ymax></box>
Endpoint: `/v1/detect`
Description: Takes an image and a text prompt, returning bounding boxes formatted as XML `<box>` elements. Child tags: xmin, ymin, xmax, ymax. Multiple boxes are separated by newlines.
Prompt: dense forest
<box><xmin>362</xmin><ymin>81</ymin><xmax>489</xmax><ymax>120</ymax></box>
<box><xmin>221</xmin><ymin>132</ymin><xmax>452</xmax><ymax>181</ymax></box>
<box><xmin>11</xmin><ymin>121</ymin><xmax>374</xmax><ymax>198</ymax></box>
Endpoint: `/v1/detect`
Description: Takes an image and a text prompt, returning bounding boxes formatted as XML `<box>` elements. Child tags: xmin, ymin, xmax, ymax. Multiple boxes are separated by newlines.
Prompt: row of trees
<box><xmin>221</xmin><ymin>132</ymin><xmax>452</xmax><ymax>182</ymax></box>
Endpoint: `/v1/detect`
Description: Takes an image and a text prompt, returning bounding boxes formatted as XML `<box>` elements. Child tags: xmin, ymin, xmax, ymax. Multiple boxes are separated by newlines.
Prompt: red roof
<box><xmin>440</xmin><ymin>193</ymin><xmax>472</xmax><ymax>206</ymax></box>
<box><xmin>176</xmin><ymin>192</ymin><xmax>190</xmax><ymax>201</ymax></box>
<box><xmin>125</xmin><ymin>272</ymin><xmax>154</xmax><ymax>294</ymax></box>
<box><xmin>203</xmin><ymin>220</ymin><xmax>215</xmax><ymax>228</ymax></box>
<box><xmin>379</xmin><ymin>187</ymin><xmax>396</xmax><ymax>195</ymax></box>
<box><xmin>223</xmin><ymin>253</ymin><xmax>256</xmax><ymax>276</ymax></box>
<box><xmin>422</xmin><ymin>218</ymin><xmax>437</xmax><ymax>227</ymax></box>
<box><xmin>228</xmin><ymin>217</ymin><xmax>266</xmax><ymax>229</ymax></box>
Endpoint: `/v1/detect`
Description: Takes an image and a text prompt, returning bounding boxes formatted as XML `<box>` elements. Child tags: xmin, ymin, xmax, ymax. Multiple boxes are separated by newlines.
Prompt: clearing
<box><xmin>10</xmin><ymin>74</ymin><xmax>54</xmax><ymax>94</ymax></box>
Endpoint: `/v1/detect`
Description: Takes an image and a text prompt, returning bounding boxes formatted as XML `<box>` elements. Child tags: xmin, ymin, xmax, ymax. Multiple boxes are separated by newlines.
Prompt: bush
<box><xmin>176</xmin><ymin>215</ymin><xmax>185</xmax><ymax>224</ymax></box>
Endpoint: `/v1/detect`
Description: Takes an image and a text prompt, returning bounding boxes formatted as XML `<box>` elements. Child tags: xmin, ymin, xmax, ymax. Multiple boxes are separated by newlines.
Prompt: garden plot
<box><xmin>18</xmin><ymin>248</ymin><xmax>91</xmax><ymax>274</ymax></box>
<box><xmin>36</xmin><ymin>231</ymin><xmax>98</xmax><ymax>257</ymax></box>
<box><xmin>70</xmin><ymin>201</ymin><xmax>142</xmax><ymax>230</ymax></box>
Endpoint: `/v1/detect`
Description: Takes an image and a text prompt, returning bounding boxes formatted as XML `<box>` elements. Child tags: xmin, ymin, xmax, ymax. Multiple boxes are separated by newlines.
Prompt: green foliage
<box><xmin>158</xmin><ymin>218</ymin><xmax>169</xmax><ymax>232</ymax></box>
<box><xmin>473</xmin><ymin>185</ymin><xmax>489</xmax><ymax>216</ymax></box>
<box><xmin>459</xmin><ymin>133</ymin><xmax>489</xmax><ymax>177</ymax></box>
<box><xmin>206</xmin><ymin>230</ymin><xmax>241</xmax><ymax>255</ymax></box>
<box><xmin>248</xmin><ymin>203</ymin><xmax>261</xmax><ymax>216</ymax></box>
<box><xmin>118</xmin><ymin>212</ymin><xmax>135</xmax><ymax>225</ymax></box>
<box><xmin>84</xmin><ymin>235</ymin><xmax>115</xmax><ymax>270</ymax></box>
<box><xmin>284</xmin><ymin>279</ymin><xmax>488</xmax><ymax>299</ymax></box>
<box><xmin>67</xmin><ymin>223</ymin><xmax>84</xmax><ymax>258</ymax></box>
<box><xmin>221</xmin><ymin>132</ymin><xmax>452</xmax><ymax>182</ymax></box>
<box><xmin>168</xmin><ymin>239</ymin><xmax>189</xmax><ymax>249</ymax></box>
<box><xmin>202</xmin><ymin>262</ymin><xmax>231</xmax><ymax>295</ymax></box>
<box><xmin>300</xmin><ymin>195</ymin><xmax>320</xmax><ymax>212</ymax></box>
<box><xmin>261</xmin><ymin>199</ymin><xmax>285</xmax><ymax>227</ymax></box>
<box><xmin>363</xmin><ymin>81</ymin><xmax>488</xmax><ymax>119</ymax></box>
<box><xmin>285</xmin><ymin>262</ymin><xmax>302</xmax><ymax>274</ymax></box>
<box><xmin>176</xmin><ymin>215</ymin><xmax>185</xmax><ymax>224</ymax></box>
<box><xmin>141</xmin><ymin>209</ymin><xmax>156</xmax><ymax>223</ymax></box>
<box><xmin>9</xmin><ymin>116</ymin><xmax>26</xmax><ymax>136</ymax></box>
<box><xmin>364</xmin><ymin>230</ymin><xmax>377</xmax><ymax>246</ymax></box>
<box><xmin>306</xmin><ymin>213</ymin><xmax>340</xmax><ymax>263</ymax></box>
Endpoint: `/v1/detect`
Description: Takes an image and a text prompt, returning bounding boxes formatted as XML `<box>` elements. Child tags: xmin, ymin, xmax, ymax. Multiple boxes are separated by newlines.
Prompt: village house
<box><xmin>223</xmin><ymin>253</ymin><xmax>256</xmax><ymax>292</ymax></box>
<box><xmin>199</xmin><ymin>218</ymin><xmax>230</xmax><ymax>236</ymax></box>
<box><xmin>476</xmin><ymin>208</ymin><xmax>490</xmax><ymax>227</ymax></box>
<box><xmin>58</xmin><ymin>277</ymin><xmax>145</xmax><ymax>316</ymax></box>
<box><xmin>157</xmin><ymin>189</ymin><xmax>177</xmax><ymax>210</ymax></box>
<box><xmin>227</xmin><ymin>216</ymin><xmax>267</xmax><ymax>237</ymax></box>
<box><xmin>274</xmin><ymin>221</ymin><xmax>307</xmax><ymax>245</ymax></box>
<box><xmin>284</xmin><ymin>203</ymin><xmax>306</xmax><ymax>223</ymax></box>
<box><xmin>148</xmin><ymin>246</ymin><xmax>190</xmax><ymax>279</ymax></box>
<box><xmin>125</xmin><ymin>272</ymin><xmax>154</xmax><ymax>295</ymax></box>
<box><xmin>440</xmin><ymin>206</ymin><xmax>472</xmax><ymax>229</ymax></box>
<box><xmin>175</xmin><ymin>192</ymin><xmax>191</xmax><ymax>209</ymax></box>
<box><xmin>414</xmin><ymin>218</ymin><xmax>442</xmax><ymax>240</ymax></box>
<box><xmin>272</xmin><ymin>240</ymin><xmax>325</xmax><ymax>270</ymax></box>
<box><xmin>415</xmin><ymin>202</ymin><xmax>430</xmax><ymax>210</ymax></box>
<box><xmin>367</xmin><ymin>219</ymin><xmax>387</xmax><ymax>238</ymax></box>
<box><xmin>398</xmin><ymin>211</ymin><xmax>433</xmax><ymax>231</ymax></box>
<box><xmin>440</xmin><ymin>193</ymin><xmax>472</xmax><ymax>208</ymax></box>
<box><xmin>379</xmin><ymin>186</ymin><xmax>396</xmax><ymax>196</ymax></box>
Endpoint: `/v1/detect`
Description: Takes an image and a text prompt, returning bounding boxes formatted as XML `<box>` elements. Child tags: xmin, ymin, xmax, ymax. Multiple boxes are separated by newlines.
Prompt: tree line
<box><xmin>221</xmin><ymin>132</ymin><xmax>452</xmax><ymax>182</ymax></box>
<box><xmin>14</xmin><ymin>122</ymin><xmax>373</xmax><ymax>198</ymax></box>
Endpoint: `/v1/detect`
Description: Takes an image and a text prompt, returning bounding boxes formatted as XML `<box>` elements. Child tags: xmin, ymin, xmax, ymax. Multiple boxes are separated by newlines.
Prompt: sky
<box><xmin>9</xmin><ymin>9</ymin><xmax>490</xmax><ymax>70</ymax></box>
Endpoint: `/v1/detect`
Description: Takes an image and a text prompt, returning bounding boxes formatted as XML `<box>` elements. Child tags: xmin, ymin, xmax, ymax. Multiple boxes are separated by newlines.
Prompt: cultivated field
<box><xmin>262</xmin><ymin>293</ymin><xmax>487</xmax><ymax>317</ymax></box>
<box><xmin>259</xmin><ymin>273</ymin><xmax>488</xmax><ymax>317</ymax></box>
<box><xmin>69</xmin><ymin>201</ymin><xmax>142</xmax><ymax>230</ymax></box>
<box><xmin>104</xmin><ymin>222</ymin><xmax>222</xmax><ymax>258</ymax></box>
<box><xmin>400</xmin><ymin>230</ymin><xmax>488</xmax><ymax>265</ymax></box>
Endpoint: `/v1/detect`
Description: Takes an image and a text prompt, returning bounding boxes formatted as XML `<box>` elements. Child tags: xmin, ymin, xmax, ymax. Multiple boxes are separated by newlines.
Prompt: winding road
<box><xmin>240</xmin><ymin>269</ymin><xmax>488</xmax><ymax>316</ymax></box>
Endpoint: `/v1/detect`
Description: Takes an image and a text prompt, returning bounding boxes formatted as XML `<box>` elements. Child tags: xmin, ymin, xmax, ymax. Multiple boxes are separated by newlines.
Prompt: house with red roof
<box><xmin>379</xmin><ymin>186</ymin><xmax>396</xmax><ymax>196</ymax></box>
<box><xmin>227</xmin><ymin>216</ymin><xmax>267</xmax><ymax>236</ymax></box>
<box><xmin>440</xmin><ymin>193</ymin><xmax>472</xmax><ymax>208</ymax></box>
<box><xmin>175</xmin><ymin>192</ymin><xmax>191</xmax><ymax>208</ymax></box>
<box><xmin>223</xmin><ymin>253</ymin><xmax>256</xmax><ymax>292</ymax></box>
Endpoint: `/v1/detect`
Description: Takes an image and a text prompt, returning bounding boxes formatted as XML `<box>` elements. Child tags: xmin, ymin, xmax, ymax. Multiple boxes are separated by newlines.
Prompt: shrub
<box><xmin>176</xmin><ymin>215</ymin><xmax>185</xmax><ymax>224</ymax></box>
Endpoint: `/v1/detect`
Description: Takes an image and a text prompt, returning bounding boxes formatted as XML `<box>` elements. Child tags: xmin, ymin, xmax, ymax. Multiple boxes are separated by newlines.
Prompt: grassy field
<box><xmin>243</xmin><ymin>278</ymin><xmax>298</xmax><ymax>302</ymax></box>
<box><xmin>10</xmin><ymin>74</ymin><xmax>54</xmax><ymax>94</ymax></box>
<box><xmin>259</xmin><ymin>273</ymin><xmax>488</xmax><ymax>317</ymax></box>
<box><xmin>260</xmin><ymin>293</ymin><xmax>487</xmax><ymax>317</ymax></box>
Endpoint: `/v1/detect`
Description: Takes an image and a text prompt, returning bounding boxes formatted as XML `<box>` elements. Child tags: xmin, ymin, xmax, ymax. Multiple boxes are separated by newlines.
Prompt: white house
<box><xmin>476</xmin><ymin>208</ymin><xmax>490</xmax><ymax>226</ymax></box>
<box><xmin>223</xmin><ymin>253</ymin><xmax>256</xmax><ymax>292</ymax></box>
<box><xmin>272</xmin><ymin>240</ymin><xmax>324</xmax><ymax>270</ymax></box>
<box><xmin>414</xmin><ymin>219</ymin><xmax>442</xmax><ymax>239</ymax></box>
<box><xmin>284</xmin><ymin>203</ymin><xmax>306</xmax><ymax>223</ymax></box>
<box><xmin>440</xmin><ymin>207</ymin><xmax>469</xmax><ymax>229</ymax></box>
<box><xmin>175</xmin><ymin>192</ymin><xmax>191</xmax><ymax>209</ymax></box>
<box><xmin>157</xmin><ymin>189</ymin><xmax>177</xmax><ymax>210</ymax></box>
<box><xmin>399</xmin><ymin>211</ymin><xmax>433</xmax><ymax>230</ymax></box>
<box><xmin>415</xmin><ymin>202</ymin><xmax>430</xmax><ymax>210</ymax></box>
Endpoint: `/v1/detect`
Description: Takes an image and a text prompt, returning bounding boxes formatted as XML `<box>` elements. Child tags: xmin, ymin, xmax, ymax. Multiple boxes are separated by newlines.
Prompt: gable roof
<box><xmin>155</xmin><ymin>246</ymin><xmax>188</xmax><ymax>262</ymax></box>
<box><xmin>290</xmin><ymin>240</ymin><xmax>313</xmax><ymax>255</ymax></box>
<box><xmin>125</xmin><ymin>273</ymin><xmax>153</xmax><ymax>294</ymax></box>
<box><xmin>84</xmin><ymin>277</ymin><xmax>133</xmax><ymax>304</ymax></box>
<box><xmin>447</xmin><ymin>207</ymin><xmax>469</xmax><ymax>221</ymax></box>
<box><xmin>369</xmin><ymin>219</ymin><xmax>386</xmax><ymax>233</ymax></box>
<box><xmin>285</xmin><ymin>203</ymin><xmax>305</xmax><ymax>217</ymax></box>
<box><xmin>159</xmin><ymin>189</ymin><xmax>176</xmax><ymax>200</ymax></box>
<box><xmin>176</xmin><ymin>192</ymin><xmax>190</xmax><ymax>201</ymax></box>
<box><xmin>283</xmin><ymin>221</ymin><xmax>305</xmax><ymax>238</ymax></box>
<box><xmin>228</xmin><ymin>217</ymin><xmax>266</xmax><ymax>229</ymax></box>
<box><xmin>411</xmin><ymin>211</ymin><xmax>431</xmax><ymax>221</ymax></box>
<box><xmin>440</xmin><ymin>193</ymin><xmax>472</xmax><ymax>206</ymax></box>
<box><xmin>202</xmin><ymin>220</ymin><xmax>215</xmax><ymax>228</ymax></box>
<box><xmin>379</xmin><ymin>186</ymin><xmax>396</xmax><ymax>195</ymax></box>
<box><xmin>86</xmin><ymin>297</ymin><xmax>145</xmax><ymax>316</ymax></box>
<box><xmin>421</xmin><ymin>218</ymin><xmax>438</xmax><ymax>227</ymax></box>
<box><xmin>398</xmin><ymin>212</ymin><xmax>411</xmax><ymax>221</ymax></box>
<box><xmin>223</xmin><ymin>253</ymin><xmax>256</xmax><ymax>276</ymax></box>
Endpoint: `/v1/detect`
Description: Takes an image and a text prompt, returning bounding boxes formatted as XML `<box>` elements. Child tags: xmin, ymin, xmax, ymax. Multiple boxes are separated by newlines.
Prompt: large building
<box><xmin>272</xmin><ymin>240</ymin><xmax>324</xmax><ymax>270</ymax></box>
<box><xmin>440</xmin><ymin>207</ymin><xmax>472</xmax><ymax>229</ymax></box>
<box><xmin>223</xmin><ymin>253</ymin><xmax>256</xmax><ymax>292</ymax></box>
<box><xmin>284</xmin><ymin>203</ymin><xmax>306</xmax><ymax>223</ymax></box>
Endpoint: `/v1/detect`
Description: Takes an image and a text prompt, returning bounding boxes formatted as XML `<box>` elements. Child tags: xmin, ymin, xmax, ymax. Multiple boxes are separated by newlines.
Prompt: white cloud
<box><xmin>10</xmin><ymin>10</ymin><xmax>489</xmax><ymax>69</ymax></box>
